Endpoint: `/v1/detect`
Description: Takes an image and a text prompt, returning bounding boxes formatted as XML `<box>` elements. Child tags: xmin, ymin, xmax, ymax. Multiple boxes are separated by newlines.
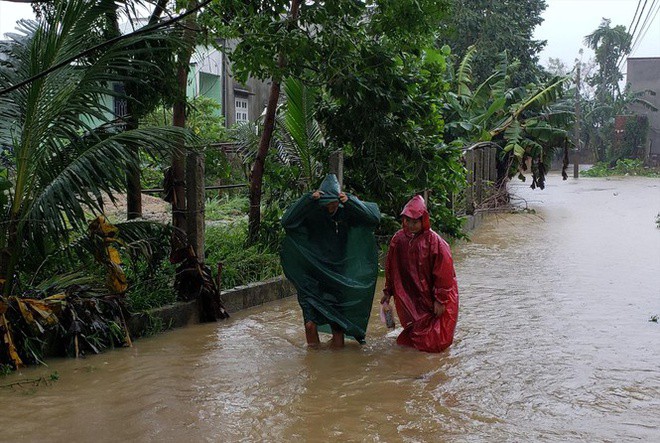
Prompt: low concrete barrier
<box><xmin>128</xmin><ymin>276</ymin><xmax>296</xmax><ymax>337</ymax></box>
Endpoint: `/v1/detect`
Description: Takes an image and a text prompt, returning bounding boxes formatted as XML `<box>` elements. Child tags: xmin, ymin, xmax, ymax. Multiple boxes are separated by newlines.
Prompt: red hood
<box><xmin>400</xmin><ymin>195</ymin><xmax>431</xmax><ymax>231</ymax></box>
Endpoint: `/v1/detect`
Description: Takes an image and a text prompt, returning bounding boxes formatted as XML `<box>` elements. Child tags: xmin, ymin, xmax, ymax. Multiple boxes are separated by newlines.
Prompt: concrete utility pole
<box><xmin>574</xmin><ymin>64</ymin><xmax>581</xmax><ymax>179</ymax></box>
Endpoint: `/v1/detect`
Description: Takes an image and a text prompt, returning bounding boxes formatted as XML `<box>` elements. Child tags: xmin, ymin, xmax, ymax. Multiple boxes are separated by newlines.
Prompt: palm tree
<box><xmin>232</xmin><ymin>77</ymin><xmax>324</xmax><ymax>195</ymax></box>
<box><xmin>0</xmin><ymin>0</ymin><xmax>189</xmax><ymax>296</ymax></box>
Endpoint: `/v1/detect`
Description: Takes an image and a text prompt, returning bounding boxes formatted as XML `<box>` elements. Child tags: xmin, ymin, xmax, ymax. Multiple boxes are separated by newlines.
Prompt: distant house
<box><xmin>112</xmin><ymin>21</ymin><xmax>270</xmax><ymax>129</ymax></box>
<box><xmin>110</xmin><ymin>40</ymin><xmax>270</xmax><ymax>131</ymax></box>
<box><xmin>218</xmin><ymin>39</ymin><xmax>271</xmax><ymax>128</ymax></box>
<box><xmin>626</xmin><ymin>57</ymin><xmax>660</xmax><ymax>164</ymax></box>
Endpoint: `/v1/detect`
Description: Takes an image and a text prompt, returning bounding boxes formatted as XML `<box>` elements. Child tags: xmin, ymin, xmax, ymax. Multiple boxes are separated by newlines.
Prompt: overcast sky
<box><xmin>1</xmin><ymin>0</ymin><xmax>659</xmax><ymax>71</ymax></box>
<box><xmin>535</xmin><ymin>0</ymin><xmax>660</xmax><ymax>73</ymax></box>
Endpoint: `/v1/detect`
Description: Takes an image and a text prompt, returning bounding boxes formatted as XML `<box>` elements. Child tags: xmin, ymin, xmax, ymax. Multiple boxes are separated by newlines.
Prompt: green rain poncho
<box><xmin>280</xmin><ymin>174</ymin><xmax>381</xmax><ymax>343</ymax></box>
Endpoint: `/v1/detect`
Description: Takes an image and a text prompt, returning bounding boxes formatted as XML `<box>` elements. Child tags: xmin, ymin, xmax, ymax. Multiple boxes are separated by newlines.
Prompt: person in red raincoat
<box><xmin>380</xmin><ymin>195</ymin><xmax>459</xmax><ymax>352</ymax></box>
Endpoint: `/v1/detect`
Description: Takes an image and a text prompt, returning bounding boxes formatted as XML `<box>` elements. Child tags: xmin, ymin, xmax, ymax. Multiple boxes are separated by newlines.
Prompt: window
<box><xmin>235</xmin><ymin>97</ymin><xmax>249</xmax><ymax>123</ymax></box>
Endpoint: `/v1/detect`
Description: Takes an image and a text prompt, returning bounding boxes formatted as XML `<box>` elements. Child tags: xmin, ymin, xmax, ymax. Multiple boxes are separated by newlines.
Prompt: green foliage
<box><xmin>205</xmin><ymin>222</ymin><xmax>282</xmax><ymax>290</ymax></box>
<box><xmin>140</xmin><ymin>96</ymin><xmax>230</xmax><ymax>186</ymax></box>
<box><xmin>124</xmin><ymin>261</ymin><xmax>177</xmax><ymax>312</ymax></box>
<box><xmin>583</xmin><ymin>19</ymin><xmax>631</xmax><ymax>101</ymax></box>
<box><xmin>229</xmin><ymin>77</ymin><xmax>325</xmax><ymax>245</ymax></box>
<box><xmin>443</xmin><ymin>49</ymin><xmax>573</xmax><ymax>190</ymax></box>
<box><xmin>437</xmin><ymin>0</ymin><xmax>547</xmax><ymax>88</ymax></box>
<box><xmin>315</xmin><ymin>18</ymin><xmax>465</xmax><ymax>236</ymax></box>
<box><xmin>205</xmin><ymin>194</ymin><xmax>249</xmax><ymax>221</ymax></box>
<box><xmin>607</xmin><ymin>116</ymin><xmax>649</xmax><ymax>163</ymax></box>
<box><xmin>582</xmin><ymin>159</ymin><xmax>660</xmax><ymax>177</ymax></box>
<box><xmin>207</xmin><ymin>1</ymin><xmax>464</xmax><ymax>236</ymax></box>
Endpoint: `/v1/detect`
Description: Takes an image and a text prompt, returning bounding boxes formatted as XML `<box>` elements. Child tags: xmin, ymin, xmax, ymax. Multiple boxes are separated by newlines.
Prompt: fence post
<box><xmin>475</xmin><ymin>148</ymin><xmax>483</xmax><ymax>207</ymax></box>
<box><xmin>465</xmin><ymin>149</ymin><xmax>475</xmax><ymax>215</ymax></box>
<box><xmin>490</xmin><ymin>146</ymin><xmax>498</xmax><ymax>182</ymax></box>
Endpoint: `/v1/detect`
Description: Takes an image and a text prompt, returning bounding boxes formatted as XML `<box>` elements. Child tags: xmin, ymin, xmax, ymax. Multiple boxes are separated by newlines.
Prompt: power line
<box><xmin>628</xmin><ymin>0</ymin><xmax>649</xmax><ymax>44</ymax></box>
<box><xmin>630</xmin><ymin>0</ymin><xmax>660</xmax><ymax>55</ymax></box>
<box><xmin>617</xmin><ymin>0</ymin><xmax>659</xmax><ymax>70</ymax></box>
<box><xmin>0</xmin><ymin>0</ymin><xmax>213</xmax><ymax>96</ymax></box>
<box><xmin>617</xmin><ymin>0</ymin><xmax>649</xmax><ymax>69</ymax></box>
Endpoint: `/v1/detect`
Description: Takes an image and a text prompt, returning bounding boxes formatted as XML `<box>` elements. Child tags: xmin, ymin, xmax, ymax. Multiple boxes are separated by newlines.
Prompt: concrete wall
<box><xmin>128</xmin><ymin>276</ymin><xmax>296</xmax><ymax>338</ymax></box>
<box><xmin>626</xmin><ymin>58</ymin><xmax>660</xmax><ymax>159</ymax></box>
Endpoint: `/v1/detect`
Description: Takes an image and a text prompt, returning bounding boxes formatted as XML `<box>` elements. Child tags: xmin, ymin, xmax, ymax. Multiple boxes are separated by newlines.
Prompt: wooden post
<box><xmin>490</xmin><ymin>146</ymin><xmax>498</xmax><ymax>182</ymax></box>
<box><xmin>574</xmin><ymin>64</ymin><xmax>580</xmax><ymax>179</ymax></box>
<box><xmin>465</xmin><ymin>149</ymin><xmax>474</xmax><ymax>215</ymax></box>
<box><xmin>475</xmin><ymin>147</ymin><xmax>483</xmax><ymax>207</ymax></box>
<box><xmin>186</xmin><ymin>150</ymin><xmax>205</xmax><ymax>262</ymax></box>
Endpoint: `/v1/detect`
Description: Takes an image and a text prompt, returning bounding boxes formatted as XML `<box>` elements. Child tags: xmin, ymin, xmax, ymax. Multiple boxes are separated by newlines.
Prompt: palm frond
<box><xmin>0</xmin><ymin>0</ymin><xmax>193</xmax><ymax>289</ymax></box>
<box><xmin>456</xmin><ymin>45</ymin><xmax>476</xmax><ymax>98</ymax></box>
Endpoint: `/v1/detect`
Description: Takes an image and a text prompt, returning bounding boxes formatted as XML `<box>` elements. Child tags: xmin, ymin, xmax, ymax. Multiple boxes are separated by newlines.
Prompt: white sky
<box><xmin>535</xmin><ymin>0</ymin><xmax>660</xmax><ymax>73</ymax></box>
<box><xmin>1</xmin><ymin>0</ymin><xmax>659</xmax><ymax>71</ymax></box>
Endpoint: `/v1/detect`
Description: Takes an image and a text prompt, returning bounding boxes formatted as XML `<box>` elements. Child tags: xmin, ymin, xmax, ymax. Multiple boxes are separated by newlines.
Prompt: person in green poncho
<box><xmin>281</xmin><ymin>174</ymin><xmax>381</xmax><ymax>349</ymax></box>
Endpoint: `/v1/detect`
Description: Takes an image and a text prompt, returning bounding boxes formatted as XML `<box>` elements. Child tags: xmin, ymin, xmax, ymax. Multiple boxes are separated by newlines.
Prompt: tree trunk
<box><xmin>170</xmin><ymin>1</ymin><xmax>199</xmax><ymax>254</ymax></box>
<box><xmin>247</xmin><ymin>0</ymin><xmax>301</xmax><ymax>245</ymax></box>
<box><xmin>247</xmin><ymin>79</ymin><xmax>281</xmax><ymax>244</ymax></box>
<box><xmin>171</xmin><ymin>65</ymin><xmax>189</xmax><ymax>253</ymax></box>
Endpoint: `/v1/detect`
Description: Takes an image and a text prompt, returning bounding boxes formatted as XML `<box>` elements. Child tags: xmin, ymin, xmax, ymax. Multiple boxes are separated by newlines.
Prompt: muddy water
<box><xmin>2</xmin><ymin>174</ymin><xmax>660</xmax><ymax>442</ymax></box>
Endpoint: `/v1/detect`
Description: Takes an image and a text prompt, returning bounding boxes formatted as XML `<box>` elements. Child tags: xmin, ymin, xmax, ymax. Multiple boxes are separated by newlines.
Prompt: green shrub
<box><xmin>205</xmin><ymin>221</ymin><xmax>282</xmax><ymax>289</ymax></box>
<box><xmin>205</xmin><ymin>194</ymin><xmax>249</xmax><ymax>221</ymax></box>
<box><xmin>124</xmin><ymin>261</ymin><xmax>178</xmax><ymax>312</ymax></box>
<box><xmin>583</xmin><ymin>159</ymin><xmax>660</xmax><ymax>177</ymax></box>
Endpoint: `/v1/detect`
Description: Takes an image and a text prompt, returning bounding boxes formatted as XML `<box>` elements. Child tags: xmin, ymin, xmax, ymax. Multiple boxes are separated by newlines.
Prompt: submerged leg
<box><xmin>305</xmin><ymin>321</ymin><xmax>320</xmax><ymax>348</ymax></box>
<box><xmin>329</xmin><ymin>322</ymin><xmax>345</xmax><ymax>349</ymax></box>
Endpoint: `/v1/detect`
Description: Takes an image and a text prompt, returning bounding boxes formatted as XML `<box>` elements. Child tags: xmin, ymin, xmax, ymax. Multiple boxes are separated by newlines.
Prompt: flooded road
<box><xmin>2</xmin><ymin>174</ymin><xmax>660</xmax><ymax>442</ymax></box>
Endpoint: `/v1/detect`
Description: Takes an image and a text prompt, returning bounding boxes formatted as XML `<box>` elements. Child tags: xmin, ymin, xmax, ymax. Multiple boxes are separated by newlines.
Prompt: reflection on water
<box><xmin>2</xmin><ymin>175</ymin><xmax>660</xmax><ymax>442</ymax></box>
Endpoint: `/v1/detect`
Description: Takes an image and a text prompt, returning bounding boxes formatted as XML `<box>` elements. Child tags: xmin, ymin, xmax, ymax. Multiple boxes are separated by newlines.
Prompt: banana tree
<box><xmin>443</xmin><ymin>47</ymin><xmax>573</xmax><ymax>189</ymax></box>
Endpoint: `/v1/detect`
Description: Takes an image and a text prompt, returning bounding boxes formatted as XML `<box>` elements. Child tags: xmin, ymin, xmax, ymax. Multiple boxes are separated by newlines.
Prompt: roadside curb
<box><xmin>128</xmin><ymin>276</ymin><xmax>296</xmax><ymax>337</ymax></box>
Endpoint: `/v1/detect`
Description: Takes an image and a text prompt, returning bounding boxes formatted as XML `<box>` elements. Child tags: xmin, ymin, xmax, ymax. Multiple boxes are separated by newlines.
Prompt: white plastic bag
<box><xmin>379</xmin><ymin>301</ymin><xmax>396</xmax><ymax>330</ymax></box>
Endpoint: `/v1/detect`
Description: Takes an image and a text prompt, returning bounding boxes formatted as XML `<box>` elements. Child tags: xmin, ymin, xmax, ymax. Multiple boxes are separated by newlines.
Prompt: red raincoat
<box><xmin>383</xmin><ymin>196</ymin><xmax>459</xmax><ymax>352</ymax></box>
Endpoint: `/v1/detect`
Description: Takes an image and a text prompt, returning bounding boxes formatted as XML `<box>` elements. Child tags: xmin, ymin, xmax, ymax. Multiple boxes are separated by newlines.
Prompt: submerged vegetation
<box><xmin>582</xmin><ymin>159</ymin><xmax>660</xmax><ymax>178</ymax></box>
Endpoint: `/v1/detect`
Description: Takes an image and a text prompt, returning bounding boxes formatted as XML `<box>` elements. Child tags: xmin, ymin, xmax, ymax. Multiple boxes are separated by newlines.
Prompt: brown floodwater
<box><xmin>2</xmin><ymin>174</ymin><xmax>660</xmax><ymax>442</ymax></box>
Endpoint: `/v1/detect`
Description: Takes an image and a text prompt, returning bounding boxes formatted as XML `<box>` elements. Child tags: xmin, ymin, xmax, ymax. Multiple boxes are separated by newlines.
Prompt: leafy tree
<box><xmin>206</xmin><ymin>0</ymin><xmax>468</xmax><ymax>240</ymax></box>
<box><xmin>578</xmin><ymin>19</ymin><xmax>659</xmax><ymax>163</ymax></box>
<box><xmin>209</xmin><ymin>0</ymin><xmax>468</xmax><ymax>237</ymax></box>
<box><xmin>583</xmin><ymin>18</ymin><xmax>631</xmax><ymax>102</ymax></box>
<box><xmin>438</xmin><ymin>0</ymin><xmax>548</xmax><ymax>88</ymax></box>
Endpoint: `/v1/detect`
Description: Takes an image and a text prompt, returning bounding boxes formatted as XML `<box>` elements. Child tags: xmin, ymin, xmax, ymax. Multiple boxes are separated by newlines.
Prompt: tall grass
<box><xmin>205</xmin><ymin>220</ymin><xmax>282</xmax><ymax>290</ymax></box>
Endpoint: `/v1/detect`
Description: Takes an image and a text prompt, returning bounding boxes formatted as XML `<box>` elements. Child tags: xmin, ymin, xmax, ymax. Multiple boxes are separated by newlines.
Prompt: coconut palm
<box><xmin>0</xmin><ymin>0</ymin><xmax>189</xmax><ymax>295</ymax></box>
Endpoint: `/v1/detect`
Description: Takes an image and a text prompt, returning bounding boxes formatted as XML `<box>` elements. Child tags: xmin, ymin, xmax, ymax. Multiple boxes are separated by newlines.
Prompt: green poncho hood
<box><xmin>318</xmin><ymin>173</ymin><xmax>341</xmax><ymax>205</ymax></box>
